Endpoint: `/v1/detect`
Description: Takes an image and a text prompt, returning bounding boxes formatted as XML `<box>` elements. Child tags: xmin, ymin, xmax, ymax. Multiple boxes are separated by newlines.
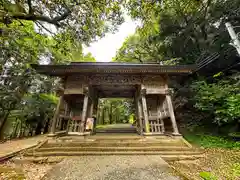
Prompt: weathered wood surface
<box><xmin>81</xmin><ymin>95</ymin><xmax>89</xmax><ymax>132</ymax></box>
<box><xmin>157</xmin><ymin>96</ymin><xmax>165</xmax><ymax>133</ymax></box>
<box><xmin>50</xmin><ymin>95</ymin><xmax>64</xmax><ymax>134</ymax></box>
<box><xmin>50</xmin><ymin>71</ymin><xmax>180</xmax><ymax>135</ymax></box>
<box><xmin>166</xmin><ymin>95</ymin><xmax>180</xmax><ymax>135</ymax></box>
<box><xmin>64</xmin><ymin>74</ymin><xmax>167</xmax><ymax>95</ymax></box>
<box><xmin>141</xmin><ymin>94</ymin><xmax>150</xmax><ymax>133</ymax></box>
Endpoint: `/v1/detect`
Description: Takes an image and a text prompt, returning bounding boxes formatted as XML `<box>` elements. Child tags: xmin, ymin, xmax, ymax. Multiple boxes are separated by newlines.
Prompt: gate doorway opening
<box><xmin>95</xmin><ymin>98</ymin><xmax>136</xmax><ymax>134</ymax></box>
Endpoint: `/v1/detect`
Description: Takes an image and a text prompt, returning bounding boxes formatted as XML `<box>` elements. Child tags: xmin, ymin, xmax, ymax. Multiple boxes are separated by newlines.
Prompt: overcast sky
<box><xmin>83</xmin><ymin>17</ymin><xmax>139</xmax><ymax>62</ymax></box>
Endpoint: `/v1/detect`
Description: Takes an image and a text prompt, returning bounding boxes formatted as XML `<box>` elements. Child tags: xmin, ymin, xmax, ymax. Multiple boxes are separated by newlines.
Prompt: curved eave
<box><xmin>31</xmin><ymin>63</ymin><xmax>196</xmax><ymax>76</ymax></box>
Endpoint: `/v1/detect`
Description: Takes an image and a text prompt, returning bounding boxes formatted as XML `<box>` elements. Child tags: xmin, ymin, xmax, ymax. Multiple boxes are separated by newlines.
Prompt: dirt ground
<box><xmin>0</xmin><ymin>148</ymin><xmax>239</xmax><ymax>180</ymax></box>
<box><xmin>0</xmin><ymin>160</ymin><xmax>54</xmax><ymax>180</ymax></box>
<box><xmin>169</xmin><ymin>148</ymin><xmax>240</xmax><ymax>180</ymax></box>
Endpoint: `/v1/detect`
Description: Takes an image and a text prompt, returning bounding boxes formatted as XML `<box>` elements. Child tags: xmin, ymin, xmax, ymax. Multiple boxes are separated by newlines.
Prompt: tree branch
<box><xmin>35</xmin><ymin>21</ymin><xmax>56</xmax><ymax>36</ymax></box>
<box><xmin>10</xmin><ymin>8</ymin><xmax>71</xmax><ymax>27</ymax></box>
<box><xmin>27</xmin><ymin>0</ymin><xmax>33</xmax><ymax>14</ymax></box>
<box><xmin>53</xmin><ymin>9</ymin><xmax>71</xmax><ymax>22</ymax></box>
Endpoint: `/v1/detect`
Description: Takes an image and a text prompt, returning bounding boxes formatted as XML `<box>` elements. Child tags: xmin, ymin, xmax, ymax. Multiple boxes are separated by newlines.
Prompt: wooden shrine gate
<box><xmin>32</xmin><ymin>62</ymin><xmax>194</xmax><ymax>136</ymax></box>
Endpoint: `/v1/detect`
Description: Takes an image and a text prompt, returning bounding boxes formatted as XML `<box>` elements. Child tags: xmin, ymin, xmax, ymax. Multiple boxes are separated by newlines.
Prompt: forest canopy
<box><xmin>0</xmin><ymin>0</ymin><xmax>239</xmax><ymax>139</ymax></box>
<box><xmin>113</xmin><ymin>0</ymin><xmax>240</xmax><ymax>134</ymax></box>
<box><xmin>0</xmin><ymin>0</ymin><xmax>124</xmax><ymax>139</ymax></box>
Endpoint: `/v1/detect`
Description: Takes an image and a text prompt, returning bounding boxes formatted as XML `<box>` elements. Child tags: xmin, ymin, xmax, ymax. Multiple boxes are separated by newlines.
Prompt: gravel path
<box><xmin>0</xmin><ymin>135</ymin><xmax>46</xmax><ymax>160</ymax></box>
<box><xmin>42</xmin><ymin>155</ymin><xmax>183</xmax><ymax>180</ymax></box>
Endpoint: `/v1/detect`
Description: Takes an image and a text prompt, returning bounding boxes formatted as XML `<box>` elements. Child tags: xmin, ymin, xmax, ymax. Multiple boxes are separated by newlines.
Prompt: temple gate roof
<box><xmin>31</xmin><ymin>62</ymin><xmax>195</xmax><ymax>76</ymax></box>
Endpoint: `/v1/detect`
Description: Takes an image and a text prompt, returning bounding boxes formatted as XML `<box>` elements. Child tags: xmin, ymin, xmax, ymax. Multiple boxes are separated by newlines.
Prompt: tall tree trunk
<box><xmin>0</xmin><ymin>84</ymin><xmax>30</xmax><ymax>139</ymax></box>
<box><xmin>11</xmin><ymin>119</ymin><xmax>19</xmax><ymax>139</ymax></box>
<box><xmin>109</xmin><ymin>103</ymin><xmax>113</xmax><ymax>124</ymax></box>
<box><xmin>97</xmin><ymin>108</ymin><xmax>100</xmax><ymax>125</ymax></box>
<box><xmin>102</xmin><ymin>108</ymin><xmax>105</xmax><ymax>125</ymax></box>
<box><xmin>17</xmin><ymin>118</ymin><xmax>23</xmax><ymax>138</ymax></box>
<box><xmin>0</xmin><ymin>111</ymin><xmax>11</xmax><ymax>139</ymax></box>
<box><xmin>35</xmin><ymin>120</ymin><xmax>42</xmax><ymax>135</ymax></box>
<box><xmin>44</xmin><ymin>118</ymin><xmax>50</xmax><ymax>133</ymax></box>
<box><xmin>22</xmin><ymin>125</ymin><xmax>26</xmax><ymax>137</ymax></box>
<box><xmin>116</xmin><ymin>108</ymin><xmax>119</xmax><ymax>123</ymax></box>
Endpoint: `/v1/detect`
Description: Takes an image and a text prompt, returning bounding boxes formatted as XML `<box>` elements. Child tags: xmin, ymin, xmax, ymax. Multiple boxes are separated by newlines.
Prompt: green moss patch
<box><xmin>0</xmin><ymin>166</ymin><xmax>25</xmax><ymax>180</ymax></box>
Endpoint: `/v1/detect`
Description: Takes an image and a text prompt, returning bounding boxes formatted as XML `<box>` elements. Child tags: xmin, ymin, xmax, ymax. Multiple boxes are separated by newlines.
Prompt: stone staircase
<box><xmin>95</xmin><ymin>124</ymin><xmax>137</xmax><ymax>133</ymax></box>
<box><xmin>23</xmin><ymin>135</ymin><xmax>204</xmax><ymax>161</ymax></box>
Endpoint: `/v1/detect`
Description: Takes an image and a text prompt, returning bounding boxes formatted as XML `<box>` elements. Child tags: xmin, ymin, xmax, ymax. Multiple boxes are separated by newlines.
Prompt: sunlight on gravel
<box><xmin>169</xmin><ymin>148</ymin><xmax>240</xmax><ymax>180</ymax></box>
<box><xmin>0</xmin><ymin>161</ymin><xmax>53</xmax><ymax>180</ymax></box>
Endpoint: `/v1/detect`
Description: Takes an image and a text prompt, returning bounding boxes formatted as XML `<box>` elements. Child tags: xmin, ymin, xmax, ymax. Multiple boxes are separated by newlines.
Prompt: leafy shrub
<box><xmin>199</xmin><ymin>171</ymin><xmax>218</xmax><ymax>180</ymax></box>
<box><xmin>184</xmin><ymin>133</ymin><xmax>240</xmax><ymax>149</ymax></box>
<box><xmin>230</xmin><ymin>163</ymin><xmax>240</xmax><ymax>178</ymax></box>
<box><xmin>228</xmin><ymin>132</ymin><xmax>240</xmax><ymax>138</ymax></box>
<box><xmin>191</xmin><ymin>73</ymin><xmax>240</xmax><ymax>128</ymax></box>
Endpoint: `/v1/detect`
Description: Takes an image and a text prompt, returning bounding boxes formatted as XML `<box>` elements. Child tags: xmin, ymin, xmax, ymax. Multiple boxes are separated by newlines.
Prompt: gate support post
<box><xmin>141</xmin><ymin>89</ymin><xmax>150</xmax><ymax>133</ymax></box>
<box><xmin>137</xmin><ymin>99</ymin><xmax>143</xmax><ymax>135</ymax></box>
<box><xmin>49</xmin><ymin>95</ymin><xmax>64</xmax><ymax>136</ymax></box>
<box><xmin>135</xmin><ymin>91</ymin><xmax>143</xmax><ymax>135</ymax></box>
<box><xmin>165</xmin><ymin>91</ymin><xmax>180</xmax><ymax>135</ymax></box>
<box><xmin>81</xmin><ymin>94</ymin><xmax>89</xmax><ymax>133</ymax></box>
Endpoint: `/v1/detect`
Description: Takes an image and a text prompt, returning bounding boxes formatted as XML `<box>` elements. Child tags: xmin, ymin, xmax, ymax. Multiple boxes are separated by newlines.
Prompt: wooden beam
<box><xmin>146</xmin><ymin>89</ymin><xmax>168</xmax><ymax>94</ymax></box>
<box><xmin>50</xmin><ymin>95</ymin><xmax>64</xmax><ymax>135</ymax></box>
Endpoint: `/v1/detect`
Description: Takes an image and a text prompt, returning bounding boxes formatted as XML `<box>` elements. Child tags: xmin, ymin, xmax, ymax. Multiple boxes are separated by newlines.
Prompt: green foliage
<box><xmin>97</xmin><ymin>98</ymin><xmax>134</xmax><ymax>125</ymax></box>
<box><xmin>1</xmin><ymin>0</ymin><xmax>124</xmax><ymax>43</ymax></box>
<box><xmin>21</xmin><ymin>93</ymin><xmax>58</xmax><ymax>119</ymax></box>
<box><xmin>114</xmin><ymin>0</ymin><xmax>240</xmax><ymax>135</ymax></box>
<box><xmin>0</xmin><ymin>0</ymin><xmax>125</xmax><ymax>139</ymax></box>
<box><xmin>228</xmin><ymin>132</ymin><xmax>240</xmax><ymax>138</ymax></box>
<box><xmin>199</xmin><ymin>171</ymin><xmax>218</xmax><ymax>180</ymax></box>
<box><xmin>117</xmin><ymin>0</ymin><xmax>240</xmax><ymax>64</ymax></box>
<box><xmin>191</xmin><ymin>74</ymin><xmax>240</xmax><ymax>126</ymax></box>
<box><xmin>2</xmin><ymin>93</ymin><xmax>59</xmax><ymax>138</ymax></box>
<box><xmin>128</xmin><ymin>114</ymin><xmax>135</xmax><ymax>124</ymax></box>
<box><xmin>0</xmin><ymin>0</ymin><xmax>123</xmax><ymax>139</ymax></box>
<box><xmin>230</xmin><ymin>163</ymin><xmax>240</xmax><ymax>177</ymax></box>
<box><xmin>184</xmin><ymin>133</ymin><xmax>240</xmax><ymax>149</ymax></box>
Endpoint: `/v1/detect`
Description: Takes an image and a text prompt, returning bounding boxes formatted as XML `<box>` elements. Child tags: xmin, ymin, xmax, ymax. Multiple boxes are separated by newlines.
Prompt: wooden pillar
<box><xmin>64</xmin><ymin>102</ymin><xmax>69</xmax><ymax>116</ymax></box>
<box><xmin>166</xmin><ymin>93</ymin><xmax>180</xmax><ymax>135</ymax></box>
<box><xmin>92</xmin><ymin>97</ymin><xmax>98</xmax><ymax>133</ymax></box>
<box><xmin>93</xmin><ymin>98</ymin><xmax>98</xmax><ymax>118</ymax></box>
<box><xmin>164</xmin><ymin>75</ymin><xmax>180</xmax><ymax>135</ymax></box>
<box><xmin>157</xmin><ymin>96</ymin><xmax>165</xmax><ymax>133</ymax></box>
<box><xmin>88</xmin><ymin>100</ymin><xmax>94</xmax><ymax>118</ymax></box>
<box><xmin>141</xmin><ymin>89</ymin><xmax>150</xmax><ymax>133</ymax></box>
<box><xmin>65</xmin><ymin>102</ymin><xmax>70</xmax><ymax>132</ymax></box>
<box><xmin>81</xmin><ymin>94</ymin><xmax>89</xmax><ymax>132</ymax></box>
<box><xmin>137</xmin><ymin>99</ymin><xmax>143</xmax><ymax>134</ymax></box>
<box><xmin>50</xmin><ymin>95</ymin><xmax>64</xmax><ymax>135</ymax></box>
<box><xmin>134</xmin><ymin>94</ymin><xmax>142</xmax><ymax>135</ymax></box>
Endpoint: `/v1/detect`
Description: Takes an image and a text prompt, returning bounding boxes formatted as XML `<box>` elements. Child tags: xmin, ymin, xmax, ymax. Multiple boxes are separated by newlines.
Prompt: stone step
<box><xmin>95</xmin><ymin>130</ymin><xmax>137</xmax><ymax>133</ymax></box>
<box><xmin>35</xmin><ymin>146</ymin><xmax>194</xmax><ymax>152</ymax></box>
<box><xmin>42</xmin><ymin>141</ymin><xmax>187</xmax><ymax>148</ymax></box>
<box><xmin>11</xmin><ymin>156</ymin><xmax>64</xmax><ymax>164</ymax></box>
<box><xmin>25</xmin><ymin>151</ymin><xmax>203</xmax><ymax>157</ymax></box>
<box><xmin>85</xmin><ymin>138</ymin><xmax>181</xmax><ymax>142</ymax></box>
<box><xmin>161</xmin><ymin>155</ymin><xmax>205</xmax><ymax>161</ymax></box>
<box><xmin>56</xmin><ymin>135</ymin><xmax>181</xmax><ymax>141</ymax></box>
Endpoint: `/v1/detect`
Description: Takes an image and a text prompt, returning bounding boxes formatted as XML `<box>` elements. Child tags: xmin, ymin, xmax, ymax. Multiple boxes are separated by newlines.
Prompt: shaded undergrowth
<box><xmin>183</xmin><ymin>132</ymin><xmax>240</xmax><ymax>150</ymax></box>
